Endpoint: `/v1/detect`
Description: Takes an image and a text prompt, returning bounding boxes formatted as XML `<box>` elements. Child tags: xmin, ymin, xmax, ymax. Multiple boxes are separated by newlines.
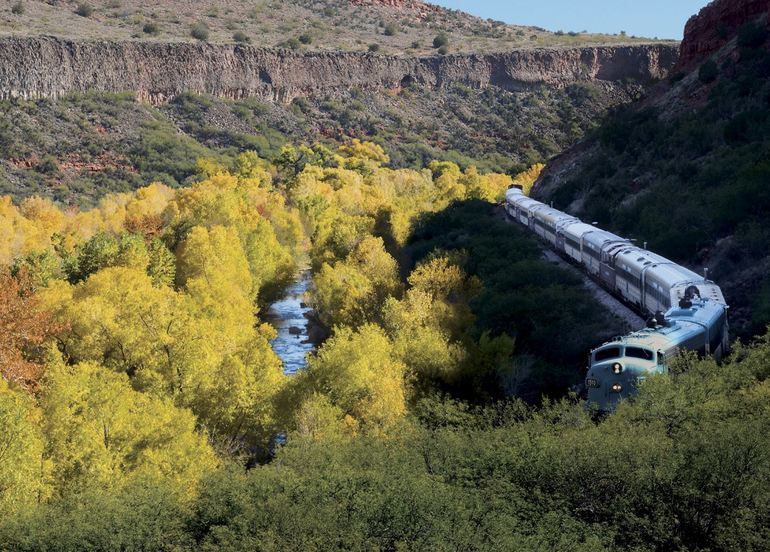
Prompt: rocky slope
<box><xmin>0</xmin><ymin>37</ymin><xmax>678</xmax><ymax>104</ymax></box>
<box><xmin>533</xmin><ymin>0</ymin><xmax>770</xmax><ymax>337</ymax></box>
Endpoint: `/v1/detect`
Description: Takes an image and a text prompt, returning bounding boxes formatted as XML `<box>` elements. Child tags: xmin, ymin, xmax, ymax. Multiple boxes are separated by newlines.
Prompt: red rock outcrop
<box><xmin>677</xmin><ymin>0</ymin><xmax>770</xmax><ymax>70</ymax></box>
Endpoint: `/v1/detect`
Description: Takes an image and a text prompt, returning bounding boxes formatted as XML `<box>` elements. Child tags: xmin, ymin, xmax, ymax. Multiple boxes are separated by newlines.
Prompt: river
<box><xmin>264</xmin><ymin>270</ymin><xmax>317</xmax><ymax>375</ymax></box>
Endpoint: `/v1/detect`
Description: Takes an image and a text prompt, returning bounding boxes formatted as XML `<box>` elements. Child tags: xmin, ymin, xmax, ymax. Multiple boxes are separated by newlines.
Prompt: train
<box><xmin>504</xmin><ymin>186</ymin><xmax>730</xmax><ymax>411</ymax></box>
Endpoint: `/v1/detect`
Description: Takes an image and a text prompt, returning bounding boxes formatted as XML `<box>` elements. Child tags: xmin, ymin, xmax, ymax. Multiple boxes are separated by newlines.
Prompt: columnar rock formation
<box><xmin>0</xmin><ymin>37</ymin><xmax>679</xmax><ymax>104</ymax></box>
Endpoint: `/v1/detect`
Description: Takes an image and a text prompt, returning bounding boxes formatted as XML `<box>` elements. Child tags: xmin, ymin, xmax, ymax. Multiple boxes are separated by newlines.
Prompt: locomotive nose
<box><xmin>586</xmin><ymin>364</ymin><xmax>629</xmax><ymax>411</ymax></box>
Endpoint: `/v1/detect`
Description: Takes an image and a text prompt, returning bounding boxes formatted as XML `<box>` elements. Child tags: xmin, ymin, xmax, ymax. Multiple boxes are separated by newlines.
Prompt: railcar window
<box><xmin>594</xmin><ymin>347</ymin><xmax>621</xmax><ymax>361</ymax></box>
<box><xmin>626</xmin><ymin>347</ymin><xmax>654</xmax><ymax>361</ymax></box>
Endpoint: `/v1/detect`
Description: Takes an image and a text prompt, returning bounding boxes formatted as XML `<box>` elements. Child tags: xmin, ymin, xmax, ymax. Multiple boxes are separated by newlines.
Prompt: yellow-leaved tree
<box><xmin>41</xmin><ymin>360</ymin><xmax>218</xmax><ymax>498</ymax></box>
<box><xmin>514</xmin><ymin>163</ymin><xmax>545</xmax><ymax>196</ymax></box>
<box><xmin>313</xmin><ymin>236</ymin><xmax>402</xmax><ymax>329</ymax></box>
<box><xmin>0</xmin><ymin>380</ymin><xmax>48</xmax><ymax>514</ymax></box>
<box><xmin>40</xmin><ymin>266</ymin><xmax>286</xmax><ymax>450</ymax></box>
<box><xmin>289</xmin><ymin>324</ymin><xmax>408</xmax><ymax>434</ymax></box>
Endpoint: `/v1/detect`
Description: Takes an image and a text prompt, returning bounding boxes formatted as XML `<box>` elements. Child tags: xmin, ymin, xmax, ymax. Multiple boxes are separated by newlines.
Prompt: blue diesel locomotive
<box><xmin>504</xmin><ymin>187</ymin><xmax>729</xmax><ymax>410</ymax></box>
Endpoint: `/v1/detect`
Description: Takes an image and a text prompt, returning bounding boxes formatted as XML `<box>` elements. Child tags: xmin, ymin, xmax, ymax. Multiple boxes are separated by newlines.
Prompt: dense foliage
<box><xmin>4</xmin><ymin>339</ymin><xmax>770</xmax><ymax>550</ymax></box>
<box><xmin>403</xmin><ymin>200</ymin><xmax>620</xmax><ymax>400</ymax></box>
<box><xmin>1</xmin><ymin>137</ymin><xmax>761</xmax><ymax>551</ymax></box>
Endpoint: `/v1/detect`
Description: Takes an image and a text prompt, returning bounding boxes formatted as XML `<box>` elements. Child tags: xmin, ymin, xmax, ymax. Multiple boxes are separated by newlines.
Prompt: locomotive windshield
<box><xmin>594</xmin><ymin>347</ymin><xmax>621</xmax><ymax>362</ymax></box>
<box><xmin>625</xmin><ymin>347</ymin><xmax>655</xmax><ymax>361</ymax></box>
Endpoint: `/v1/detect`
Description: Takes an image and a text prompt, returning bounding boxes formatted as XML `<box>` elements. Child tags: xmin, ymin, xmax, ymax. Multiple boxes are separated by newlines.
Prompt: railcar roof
<box><xmin>582</xmin><ymin>228</ymin><xmax>628</xmax><ymax>245</ymax></box>
<box><xmin>561</xmin><ymin>221</ymin><xmax>598</xmax><ymax>237</ymax></box>
<box><xmin>594</xmin><ymin>300</ymin><xmax>725</xmax><ymax>354</ymax></box>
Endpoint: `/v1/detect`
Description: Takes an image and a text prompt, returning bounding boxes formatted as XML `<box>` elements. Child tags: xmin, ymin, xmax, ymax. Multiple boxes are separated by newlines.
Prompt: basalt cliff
<box><xmin>0</xmin><ymin>37</ymin><xmax>678</xmax><ymax>104</ymax></box>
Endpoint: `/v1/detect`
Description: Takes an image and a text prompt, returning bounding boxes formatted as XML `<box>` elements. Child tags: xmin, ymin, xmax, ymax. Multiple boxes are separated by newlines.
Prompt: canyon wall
<box><xmin>677</xmin><ymin>0</ymin><xmax>770</xmax><ymax>70</ymax></box>
<box><xmin>0</xmin><ymin>37</ymin><xmax>679</xmax><ymax>104</ymax></box>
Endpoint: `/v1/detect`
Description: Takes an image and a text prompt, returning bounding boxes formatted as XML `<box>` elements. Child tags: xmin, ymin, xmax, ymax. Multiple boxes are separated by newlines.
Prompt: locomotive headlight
<box><xmin>611</xmin><ymin>383</ymin><xmax>623</xmax><ymax>393</ymax></box>
<box><xmin>612</xmin><ymin>363</ymin><xmax>623</xmax><ymax>374</ymax></box>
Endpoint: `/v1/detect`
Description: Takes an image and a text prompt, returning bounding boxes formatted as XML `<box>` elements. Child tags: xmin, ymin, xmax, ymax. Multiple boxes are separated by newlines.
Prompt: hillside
<box><xmin>0</xmin><ymin>37</ymin><xmax>677</xmax><ymax>205</ymax></box>
<box><xmin>534</xmin><ymin>0</ymin><xmax>770</xmax><ymax>337</ymax></box>
<box><xmin>0</xmin><ymin>0</ymin><xmax>671</xmax><ymax>55</ymax></box>
<box><xmin>0</xmin><ymin>1</ymin><xmax>681</xmax><ymax>205</ymax></box>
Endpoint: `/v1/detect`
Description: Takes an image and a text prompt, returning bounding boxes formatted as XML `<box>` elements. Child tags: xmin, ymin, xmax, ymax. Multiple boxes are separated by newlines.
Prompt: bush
<box><xmin>737</xmin><ymin>21</ymin><xmax>768</xmax><ymax>49</ymax></box>
<box><xmin>37</xmin><ymin>155</ymin><xmax>59</xmax><ymax>175</ymax></box>
<box><xmin>190</xmin><ymin>23</ymin><xmax>209</xmax><ymax>41</ymax></box>
<box><xmin>669</xmin><ymin>71</ymin><xmax>685</xmax><ymax>84</ymax></box>
<box><xmin>368</xmin><ymin>43</ymin><xmax>380</xmax><ymax>53</ymax></box>
<box><xmin>698</xmin><ymin>59</ymin><xmax>719</xmax><ymax>84</ymax></box>
<box><xmin>298</xmin><ymin>33</ymin><xmax>312</xmax><ymax>45</ymax></box>
<box><xmin>384</xmin><ymin>23</ymin><xmax>397</xmax><ymax>36</ymax></box>
<box><xmin>433</xmin><ymin>33</ymin><xmax>449</xmax><ymax>49</ymax></box>
<box><xmin>284</xmin><ymin>38</ymin><xmax>300</xmax><ymax>50</ymax></box>
<box><xmin>438</xmin><ymin>45</ymin><xmax>449</xmax><ymax>56</ymax></box>
<box><xmin>142</xmin><ymin>22</ymin><xmax>159</xmax><ymax>35</ymax></box>
<box><xmin>233</xmin><ymin>31</ymin><xmax>250</xmax><ymax>44</ymax></box>
<box><xmin>10</xmin><ymin>1</ymin><xmax>23</xmax><ymax>15</ymax></box>
<box><xmin>74</xmin><ymin>2</ymin><xmax>93</xmax><ymax>17</ymax></box>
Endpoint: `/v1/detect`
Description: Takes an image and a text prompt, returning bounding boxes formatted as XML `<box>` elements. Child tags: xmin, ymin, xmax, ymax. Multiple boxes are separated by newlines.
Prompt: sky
<box><xmin>430</xmin><ymin>0</ymin><xmax>712</xmax><ymax>40</ymax></box>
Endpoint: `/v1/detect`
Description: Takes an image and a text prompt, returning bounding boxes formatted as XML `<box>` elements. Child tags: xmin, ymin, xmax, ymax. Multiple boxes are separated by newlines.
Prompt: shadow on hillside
<box><xmin>398</xmin><ymin>199</ymin><xmax>625</xmax><ymax>402</ymax></box>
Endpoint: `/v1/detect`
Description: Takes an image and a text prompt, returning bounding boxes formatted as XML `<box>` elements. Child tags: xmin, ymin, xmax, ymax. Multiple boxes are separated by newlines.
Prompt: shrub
<box><xmin>384</xmin><ymin>23</ymin><xmax>397</xmax><ymax>36</ymax></box>
<box><xmin>698</xmin><ymin>59</ymin><xmax>719</xmax><ymax>84</ymax></box>
<box><xmin>284</xmin><ymin>38</ymin><xmax>300</xmax><ymax>50</ymax></box>
<box><xmin>233</xmin><ymin>31</ymin><xmax>250</xmax><ymax>44</ymax></box>
<box><xmin>10</xmin><ymin>1</ymin><xmax>24</xmax><ymax>15</ymax></box>
<box><xmin>438</xmin><ymin>45</ymin><xmax>449</xmax><ymax>56</ymax></box>
<box><xmin>432</xmin><ymin>33</ymin><xmax>449</xmax><ymax>49</ymax></box>
<box><xmin>191</xmin><ymin>23</ymin><xmax>209</xmax><ymax>41</ymax></box>
<box><xmin>368</xmin><ymin>43</ymin><xmax>380</xmax><ymax>53</ymax></box>
<box><xmin>410</xmin><ymin>41</ymin><xmax>420</xmax><ymax>49</ymax></box>
<box><xmin>142</xmin><ymin>22</ymin><xmax>159</xmax><ymax>35</ymax></box>
<box><xmin>37</xmin><ymin>155</ymin><xmax>59</xmax><ymax>175</ymax></box>
<box><xmin>737</xmin><ymin>21</ymin><xmax>768</xmax><ymax>49</ymax></box>
<box><xmin>298</xmin><ymin>33</ymin><xmax>312</xmax><ymax>45</ymax></box>
<box><xmin>75</xmin><ymin>2</ymin><xmax>93</xmax><ymax>17</ymax></box>
<box><xmin>669</xmin><ymin>71</ymin><xmax>685</xmax><ymax>84</ymax></box>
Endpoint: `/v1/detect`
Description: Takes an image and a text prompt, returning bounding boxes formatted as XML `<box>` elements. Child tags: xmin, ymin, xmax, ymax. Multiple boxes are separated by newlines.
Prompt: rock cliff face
<box><xmin>0</xmin><ymin>37</ymin><xmax>678</xmax><ymax>104</ymax></box>
<box><xmin>677</xmin><ymin>0</ymin><xmax>770</xmax><ymax>70</ymax></box>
